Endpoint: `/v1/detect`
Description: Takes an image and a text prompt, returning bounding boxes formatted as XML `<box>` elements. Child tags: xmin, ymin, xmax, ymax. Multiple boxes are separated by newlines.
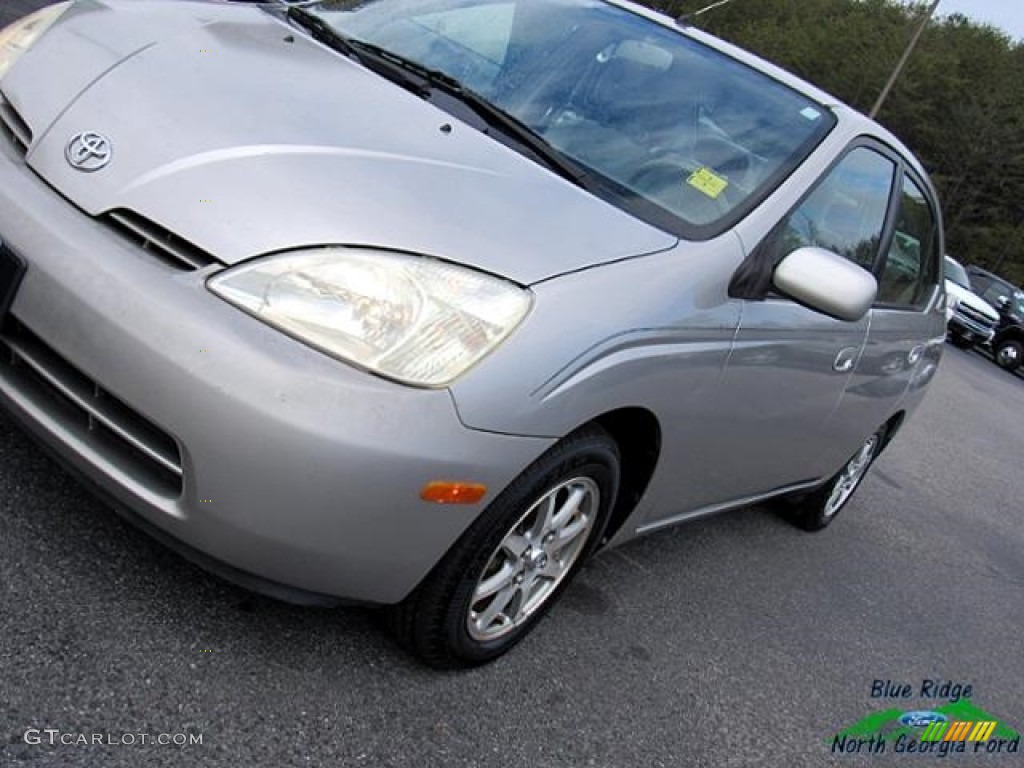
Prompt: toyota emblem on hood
<box><xmin>65</xmin><ymin>131</ymin><xmax>112</xmax><ymax>172</ymax></box>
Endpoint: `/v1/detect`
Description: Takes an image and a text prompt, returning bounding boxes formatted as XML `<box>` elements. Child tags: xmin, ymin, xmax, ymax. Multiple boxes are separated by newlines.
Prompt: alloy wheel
<box><xmin>823</xmin><ymin>434</ymin><xmax>879</xmax><ymax>518</ymax></box>
<box><xmin>467</xmin><ymin>476</ymin><xmax>599</xmax><ymax>641</ymax></box>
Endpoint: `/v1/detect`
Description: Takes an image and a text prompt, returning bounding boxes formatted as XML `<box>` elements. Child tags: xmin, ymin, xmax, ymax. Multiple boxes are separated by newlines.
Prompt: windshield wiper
<box><xmin>287</xmin><ymin>5</ymin><xmax>422</xmax><ymax>89</ymax></box>
<box><xmin>285</xmin><ymin>6</ymin><xmax>589</xmax><ymax>188</ymax></box>
<box><xmin>432</xmin><ymin>79</ymin><xmax>592</xmax><ymax>188</ymax></box>
<box><xmin>286</xmin><ymin>6</ymin><xmax>363</xmax><ymax>61</ymax></box>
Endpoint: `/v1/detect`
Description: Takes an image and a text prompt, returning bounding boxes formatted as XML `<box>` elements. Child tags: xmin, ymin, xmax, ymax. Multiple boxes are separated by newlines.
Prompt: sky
<box><xmin>933</xmin><ymin>0</ymin><xmax>1024</xmax><ymax>41</ymax></box>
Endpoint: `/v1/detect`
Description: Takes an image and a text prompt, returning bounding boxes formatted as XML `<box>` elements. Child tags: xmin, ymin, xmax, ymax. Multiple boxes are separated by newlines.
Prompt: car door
<box><xmin>838</xmin><ymin>169</ymin><xmax>945</xmax><ymax>451</ymax></box>
<box><xmin>699</xmin><ymin>144</ymin><xmax>899</xmax><ymax>505</ymax></box>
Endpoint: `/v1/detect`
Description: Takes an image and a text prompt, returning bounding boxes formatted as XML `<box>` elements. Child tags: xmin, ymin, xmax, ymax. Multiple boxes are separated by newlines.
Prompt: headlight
<box><xmin>0</xmin><ymin>2</ymin><xmax>72</xmax><ymax>81</ymax></box>
<box><xmin>207</xmin><ymin>248</ymin><xmax>532</xmax><ymax>387</ymax></box>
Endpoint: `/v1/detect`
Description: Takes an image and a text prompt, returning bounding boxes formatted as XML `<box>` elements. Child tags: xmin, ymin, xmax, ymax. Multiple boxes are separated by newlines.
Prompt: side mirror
<box><xmin>997</xmin><ymin>296</ymin><xmax>1011</xmax><ymax>311</ymax></box>
<box><xmin>772</xmin><ymin>246</ymin><xmax>877</xmax><ymax>322</ymax></box>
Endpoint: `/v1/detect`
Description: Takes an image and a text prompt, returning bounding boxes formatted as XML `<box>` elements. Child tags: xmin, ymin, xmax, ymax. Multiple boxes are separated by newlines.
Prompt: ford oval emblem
<box><xmin>900</xmin><ymin>711</ymin><xmax>948</xmax><ymax>728</ymax></box>
<box><xmin>65</xmin><ymin>131</ymin><xmax>113</xmax><ymax>172</ymax></box>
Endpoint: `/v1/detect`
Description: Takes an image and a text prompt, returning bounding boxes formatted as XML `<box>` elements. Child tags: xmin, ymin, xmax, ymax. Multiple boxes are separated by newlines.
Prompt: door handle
<box><xmin>908</xmin><ymin>345</ymin><xmax>924</xmax><ymax>365</ymax></box>
<box><xmin>833</xmin><ymin>347</ymin><xmax>858</xmax><ymax>373</ymax></box>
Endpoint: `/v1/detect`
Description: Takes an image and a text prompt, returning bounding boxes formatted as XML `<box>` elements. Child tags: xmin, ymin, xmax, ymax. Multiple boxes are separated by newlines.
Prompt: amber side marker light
<box><xmin>420</xmin><ymin>481</ymin><xmax>488</xmax><ymax>505</ymax></box>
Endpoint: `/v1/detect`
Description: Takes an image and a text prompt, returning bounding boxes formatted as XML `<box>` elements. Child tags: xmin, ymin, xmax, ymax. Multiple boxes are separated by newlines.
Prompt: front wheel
<box><xmin>994</xmin><ymin>339</ymin><xmax>1023</xmax><ymax>371</ymax></box>
<box><xmin>782</xmin><ymin>428</ymin><xmax>884</xmax><ymax>532</ymax></box>
<box><xmin>386</xmin><ymin>425</ymin><xmax>619</xmax><ymax>668</ymax></box>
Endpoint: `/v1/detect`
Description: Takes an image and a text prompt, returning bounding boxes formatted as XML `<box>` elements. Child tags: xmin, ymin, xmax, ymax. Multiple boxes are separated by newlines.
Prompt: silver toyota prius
<box><xmin>0</xmin><ymin>0</ymin><xmax>944</xmax><ymax>666</ymax></box>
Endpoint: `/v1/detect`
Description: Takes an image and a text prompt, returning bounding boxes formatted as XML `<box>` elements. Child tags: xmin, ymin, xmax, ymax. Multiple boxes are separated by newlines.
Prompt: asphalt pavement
<box><xmin>2</xmin><ymin>3</ymin><xmax>1022</xmax><ymax>766</ymax></box>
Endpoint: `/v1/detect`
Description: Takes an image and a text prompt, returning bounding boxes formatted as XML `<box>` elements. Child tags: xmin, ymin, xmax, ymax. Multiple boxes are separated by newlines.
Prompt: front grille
<box><xmin>0</xmin><ymin>317</ymin><xmax>183</xmax><ymax>496</ymax></box>
<box><xmin>0</xmin><ymin>95</ymin><xmax>31</xmax><ymax>154</ymax></box>
<box><xmin>956</xmin><ymin>303</ymin><xmax>996</xmax><ymax>329</ymax></box>
<box><xmin>105</xmin><ymin>210</ymin><xmax>218</xmax><ymax>272</ymax></box>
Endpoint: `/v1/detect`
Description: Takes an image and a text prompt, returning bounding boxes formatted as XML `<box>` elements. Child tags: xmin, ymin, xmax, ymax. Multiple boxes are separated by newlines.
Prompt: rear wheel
<box><xmin>386</xmin><ymin>425</ymin><xmax>619</xmax><ymax>668</ymax></box>
<box><xmin>994</xmin><ymin>339</ymin><xmax>1023</xmax><ymax>371</ymax></box>
<box><xmin>782</xmin><ymin>428</ymin><xmax>884</xmax><ymax>532</ymax></box>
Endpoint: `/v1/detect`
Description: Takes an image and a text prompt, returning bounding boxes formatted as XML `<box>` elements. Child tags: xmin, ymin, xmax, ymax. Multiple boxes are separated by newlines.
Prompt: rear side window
<box><xmin>877</xmin><ymin>174</ymin><xmax>940</xmax><ymax>309</ymax></box>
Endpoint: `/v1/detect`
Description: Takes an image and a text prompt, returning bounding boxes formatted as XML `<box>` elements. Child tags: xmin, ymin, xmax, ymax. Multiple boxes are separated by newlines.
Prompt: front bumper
<box><xmin>948</xmin><ymin>310</ymin><xmax>995</xmax><ymax>344</ymax></box>
<box><xmin>0</xmin><ymin>138</ymin><xmax>552</xmax><ymax>604</ymax></box>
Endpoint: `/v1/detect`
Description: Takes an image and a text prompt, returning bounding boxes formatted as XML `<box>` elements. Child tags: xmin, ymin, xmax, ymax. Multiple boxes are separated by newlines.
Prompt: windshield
<box><xmin>944</xmin><ymin>256</ymin><xmax>971</xmax><ymax>290</ymax></box>
<box><xmin>1012</xmin><ymin>291</ymin><xmax>1024</xmax><ymax>317</ymax></box>
<box><xmin>303</xmin><ymin>0</ymin><xmax>836</xmax><ymax>238</ymax></box>
<box><xmin>995</xmin><ymin>287</ymin><xmax>1024</xmax><ymax>317</ymax></box>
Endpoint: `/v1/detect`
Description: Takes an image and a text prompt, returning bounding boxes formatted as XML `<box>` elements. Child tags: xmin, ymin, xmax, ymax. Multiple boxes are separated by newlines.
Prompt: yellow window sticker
<box><xmin>687</xmin><ymin>167</ymin><xmax>728</xmax><ymax>199</ymax></box>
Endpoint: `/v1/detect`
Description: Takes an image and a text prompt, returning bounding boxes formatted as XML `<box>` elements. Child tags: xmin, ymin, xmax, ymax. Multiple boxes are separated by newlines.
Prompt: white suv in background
<box><xmin>945</xmin><ymin>256</ymin><xmax>999</xmax><ymax>348</ymax></box>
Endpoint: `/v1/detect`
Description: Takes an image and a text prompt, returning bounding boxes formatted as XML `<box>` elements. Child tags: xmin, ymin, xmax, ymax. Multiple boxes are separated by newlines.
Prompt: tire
<box><xmin>782</xmin><ymin>427</ymin><xmax>884</xmax><ymax>532</ymax></box>
<box><xmin>386</xmin><ymin>425</ymin><xmax>620</xmax><ymax>668</ymax></box>
<box><xmin>994</xmin><ymin>339</ymin><xmax>1023</xmax><ymax>371</ymax></box>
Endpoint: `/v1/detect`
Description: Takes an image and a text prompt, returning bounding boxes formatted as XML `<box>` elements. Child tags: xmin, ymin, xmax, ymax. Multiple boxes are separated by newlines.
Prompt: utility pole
<box><xmin>870</xmin><ymin>0</ymin><xmax>941</xmax><ymax>118</ymax></box>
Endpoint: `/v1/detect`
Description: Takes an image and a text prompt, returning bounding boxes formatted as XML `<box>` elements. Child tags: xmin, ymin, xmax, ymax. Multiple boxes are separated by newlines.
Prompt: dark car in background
<box><xmin>966</xmin><ymin>266</ymin><xmax>1024</xmax><ymax>372</ymax></box>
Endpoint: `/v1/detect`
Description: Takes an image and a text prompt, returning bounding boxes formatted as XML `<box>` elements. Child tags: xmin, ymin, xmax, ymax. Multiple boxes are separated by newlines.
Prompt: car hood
<box><xmin>946</xmin><ymin>281</ymin><xmax>999</xmax><ymax>321</ymax></box>
<box><xmin>4</xmin><ymin>0</ymin><xmax>675</xmax><ymax>283</ymax></box>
